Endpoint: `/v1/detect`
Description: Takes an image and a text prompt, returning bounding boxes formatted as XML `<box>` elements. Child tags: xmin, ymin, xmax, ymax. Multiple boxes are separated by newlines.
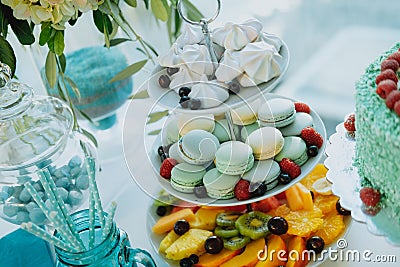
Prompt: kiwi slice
<box><xmin>223</xmin><ymin>235</ymin><xmax>251</xmax><ymax>251</ymax></box>
<box><xmin>216</xmin><ymin>212</ymin><xmax>242</xmax><ymax>227</ymax></box>
<box><xmin>214</xmin><ymin>226</ymin><xmax>240</xmax><ymax>238</ymax></box>
<box><xmin>235</xmin><ymin>211</ymin><xmax>271</xmax><ymax>240</ymax></box>
<box><xmin>153</xmin><ymin>190</ymin><xmax>179</xmax><ymax>206</ymax></box>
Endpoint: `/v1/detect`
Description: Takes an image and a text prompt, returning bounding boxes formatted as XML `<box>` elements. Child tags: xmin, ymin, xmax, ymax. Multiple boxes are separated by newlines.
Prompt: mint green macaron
<box><xmin>242</xmin><ymin>159</ymin><xmax>280</xmax><ymax>192</ymax></box>
<box><xmin>203</xmin><ymin>168</ymin><xmax>240</xmax><ymax>199</ymax></box>
<box><xmin>240</xmin><ymin>121</ymin><xmax>260</xmax><ymax>142</ymax></box>
<box><xmin>258</xmin><ymin>98</ymin><xmax>296</xmax><ymax>127</ymax></box>
<box><xmin>178</xmin><ymin>129</ymin><xmax>220</xmax><ymax>165</ymax></box>
<box><xmin>275</xmin><ymin>136</ymin><xmax>308</xmax><ymax>166</ymax></box>
<box><xmin>215</xmin><ymin>141</ymin><xmax>254</xmax><ymax>175</ymax></box>
<box><xmin>279</xmin><ymin>112</ymin><xmax>314</xmax><ymax>136</ymax></box>
<box><xmin>171</xmin><ymin>163</ymin><xmax>207</xmax><ymax>193</ymax></box>
<box><xmin>212</xmin><ymin>119</ymin><xmax>239</xmax><ymax>143</ymax></box>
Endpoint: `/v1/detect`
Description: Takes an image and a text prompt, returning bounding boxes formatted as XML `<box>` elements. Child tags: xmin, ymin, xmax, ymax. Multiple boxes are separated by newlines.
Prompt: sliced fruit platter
<box><xmin>144</xmin><ymin>94</ymin><xmax>327</xmax><ymax>206</ymax></box>
<box><xmin>147</xmin><ymin>164</ymin><xmax>352</xmax><ymax>267</ymax></box>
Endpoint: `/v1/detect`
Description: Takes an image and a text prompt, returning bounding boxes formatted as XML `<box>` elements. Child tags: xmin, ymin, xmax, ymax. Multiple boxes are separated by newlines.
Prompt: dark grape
<box><xmin>157</xmin><ymin>146</ymin><xmax>165</xmax><ymax>156</ymax></box>
<box><xmin>189</xmin><ymin>98</ymin><xmax>201</xmax><ymax>110</ymax></box>
<box><xmin>167</xmin><ymin>67</ymin><xmax>179</xmax><ymax>76</ymax></box>
<box><xmin>306</xmin><ymin>236</ymin><xmax>325</xmax><ymax>254</ymax></box>
<box><xmin>160</xmin><ymin>153</ymin><xmax>167</xmax><ymax>162</ymax></box>
<box><xmin>159</xmin><ymin>75</ymin><xmax>171</xmax><ymax>88</ymax></box>
<box><xmin>205</xmin><ymin>236</ymin><xmax>224</xmax><ymax>254</ymax></box>
<box><xmin>267</xmin><ymin>216</ymin><xmax>289</xmax><ymax>235</ymax></box>
<box><xmin>174</xmin><ymin>219</ymin><xmax>190</xmax><ymax>235</ymax></box>
<box><xmin>179</xmin><ymin>96</ymin><xmax>191</xmax><ymax>108</ymax></box>
<box><xmin>336</xmin><ymin>199</ymin><xmax>351</xmax><ymax>216</ymax></box>
<box><xmin>193</xmin><ymin>185</ymin><xmax>208</xmax><ymax>198</ymax></box>
<box><xmin>189</xmin><ymin>254</ymin><xmax>199</xmax><ymax>264</ymax></box>
<box><xmin>156</xmin><ymin>206</ymin><xmax>167</xmax><ymax>216</ymax></box>
<box><xmin>178</xmin><ymin>87</ymin><xmax>191</xmax><ymax>97</ymax></box>
<box><xmin>278</xmin><ymin>173</ymin><xmax>291</xmax><ymax>184</ymax></box>
<box><xmin>228</xmin><ymin>81</ymin><xmax>240</xmax><ymax>94</ymax></box>
<box><xmin>179</xmin><ymin>257</ymin><xmax>192</xmax><ymax>267</ymax></box>
<box><xmin>250</xmin><ymin>183</ymin><xmax>267</xmax><ymax>197</ymax></box>
<box><xmin>307</xmin><ymin>145</ymin><xmax>319</xmax><ymax>157</ymax></box>
<box><xmin>310</xmin><ymin>190</ymin><xmax>315</xmax><ymax>200</ymax></box>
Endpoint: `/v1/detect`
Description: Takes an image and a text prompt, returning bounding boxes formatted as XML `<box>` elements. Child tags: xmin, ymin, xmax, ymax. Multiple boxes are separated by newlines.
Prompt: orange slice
<box><xmin>315</xmin><ymin>213</ymin><xmax>345</xmax><ymax>245</ymax></box>
<box><xmin>296</xmin><ymin>183</ymin><xmax>314</xmax><ymax>211</ymax></box>
<box><xmin>278</xmin><ymin>206</ymin><xmax>324</xmax><ymax>238</ymax></box>
<box><xmin>314</xmin><ymin>195</ymin><xmax>339</xmax><ymax>215</ymax></box>
<box><xmin>300</xmin><ymin>163</ymin><xmax>328</xmax><ymax>191</ymax></box>
<box><xmin>285</xmin><ymin>185</ymin><xmax>304</xmax><ymax>211</ymax></box>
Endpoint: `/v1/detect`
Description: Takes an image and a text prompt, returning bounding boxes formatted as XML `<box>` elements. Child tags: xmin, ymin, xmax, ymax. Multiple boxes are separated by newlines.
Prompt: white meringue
<box><xmin>169</xmin><ymin>64</ymin><xmax>202</xmax><ymax>91</ymax></box>
<box><xmin>158</xmin><ymin>43</ymin><xmax>182</xmax><ymax>67</ymax></box>
<box><xmin>175</xmin><ymin>23</ymin><xmax>204</xmax><ymax>48</ymax></box>
<box><xmin>215</xmin><ymin>50</ymin><xmax>243</xmax><ymax>82</ymax></box>
<box><xmin>257</xmin><ymin>32</ymin><xmax>283</xmax><ymax>51</ymax></box>
<box><xmin>212</xmin><ymin>19</ymin><xmax>263</xmax><ymax>50</ymax></box>
<box><xmin>188</xmin><ymin>75</ymin><xmax>229</xmax><ymax>108</ymax></box>
<box><xmin>238</xmin><ymin>41</ymin><xmax>284</xmax><ymax>86</ymax></box>
<box><xmin>180</xmin><ymin>44</ymin><xmax>214</xmax><ymax>75</ymax></box>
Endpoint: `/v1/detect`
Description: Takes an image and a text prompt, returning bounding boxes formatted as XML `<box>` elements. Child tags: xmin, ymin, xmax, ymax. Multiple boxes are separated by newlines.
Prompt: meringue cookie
<box><xmin>212</xmin><ymin>19</ymin><xmax>263</xmax><ymax>50</ymax></box>
<box><xmin>215</xmin><ymin>49</ymin><xmax>243</xmax><ymax>82</ymax></box>
<box><xmin>180</xmin><ymin>44</ymin><xmax>214</xmax><ymax>75</ymax></box>
<box><xmin>169</xmin><ymin>64</ymin><xmax>202</xmax><ymax>91</ymax></box>
<box><xmin>238</xmin><ymin>41</ymin><xmax>284</xmax><ymax>86</ymax></box>
<box><xmin>175</xmin><ymin>23</ymin><xmax>204</xmax><ymax>48</ymax></box>
<box><xmin>158</xmin><ymin>43</ymin><xmax>183</xmax><ymax>67</ymax></box>
<box><xmin>188</xmin><ymin>75</ymin><xmax>229</xmax><ymax>108</ymax></box>
<box><xmin>257</xmin><ymin>32</ymin><xmax>283</xmax><ymax>51</ymax></box>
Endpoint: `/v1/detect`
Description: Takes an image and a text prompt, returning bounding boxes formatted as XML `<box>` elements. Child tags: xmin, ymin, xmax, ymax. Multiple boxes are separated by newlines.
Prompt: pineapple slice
<box><xmin>159</xmin><ymin>230</ymin><xmax>180</xmax><ymax>254</ymax></box>
<box><xmin>165</xmin><ymin>229</ymin><xmax>213</xmax><ymax>260</ymax></box>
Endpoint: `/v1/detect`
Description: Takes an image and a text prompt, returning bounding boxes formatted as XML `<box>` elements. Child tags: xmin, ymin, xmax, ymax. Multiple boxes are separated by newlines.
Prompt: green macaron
<box><xmin>279</xmin><ymin>112</ymin><xmax>314</xmax><ymax>136</ymax></box>
<box><xmin>170</xmin><ymin>163</ymin><xmax>207</xmax><ymax>193</ymax></box>
<box><xmin>275</xmin><ymin>136</ymin><xmax>308</xmax><ymax>166</ymax></box>
<box><xmin>258</xmin><ymin>98</ymin><xmax>296</xmax><ymax>127</ymax></box>
<box><xmin>215</xmin><ymin>141</ymin><xmax>254</xmax><ymax>175</ymax></box>
<box><xmin>203</xmin><ymin>168</ymin><xmax>240</xmax><ymax>199</ymax></box>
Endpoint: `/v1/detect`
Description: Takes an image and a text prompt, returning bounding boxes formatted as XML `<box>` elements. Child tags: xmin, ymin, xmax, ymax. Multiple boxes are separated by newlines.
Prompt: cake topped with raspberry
<box><xmin>355</xmin><ymin>43</ymin><xmax>400</xmax><ymax>221</ymax></box>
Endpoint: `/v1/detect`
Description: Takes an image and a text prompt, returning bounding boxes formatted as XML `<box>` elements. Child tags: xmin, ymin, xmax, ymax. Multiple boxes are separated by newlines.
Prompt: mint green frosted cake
<box><xmin>355</xmin><ymin>43</ymin><xmax>400</xmax><ymax>220</ymax></box>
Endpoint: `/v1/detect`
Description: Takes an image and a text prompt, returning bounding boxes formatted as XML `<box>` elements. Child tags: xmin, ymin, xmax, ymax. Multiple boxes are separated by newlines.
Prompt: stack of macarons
<box><xmin>157</xmin><ymin>95</ymin><xmax>324</xmax><ymax>201</ymax></box>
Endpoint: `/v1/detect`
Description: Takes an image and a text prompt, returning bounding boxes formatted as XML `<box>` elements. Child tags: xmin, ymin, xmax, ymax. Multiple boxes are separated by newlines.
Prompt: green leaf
<box><xmin>98</xmin><ymin>4</ymin><xmax>112</xmax><ymax>15</ymax></box>
<box><xmin>147</xmin><ymin>110</ymin><xmax>169</xmax><ymax>124</ymax></box>
<box><xmin>52</xmin><ymin>30</ymin><xmax>64</xmax><ymax>56</ymax></box>
<box><xmin>39</xmin><ymin>23</ymin><xmax>53</xmax><ymax>46</ymax></box>
<box><xmin>109</xmin><ymin>59</ymin><xmax>147</xmax><ymax>83</ymax></box>
<box><xmin>45</xmin><ymin>51</ymin><xmax>57</xmax><ymax>88</ymax></box>
<box><xmin>148</xmin><ymin>129</ymin><xmax>161</xmax><ymax>135</ymax></box>
<box><xmin>58</xmin><ymin>53</ymin><xmax>66</xmax><ymax>73</ymax></box>
<box><xmin>0</xmin><ymin>5</ymin><xmax>9</xmax><ymax>38</ymax></box>
<box><xmin>124</xmin><ymin>0</ymin><xmax>137</xmax><ymax>7</ymax></box>
<box><xmin>142</xmin><ymin>39</ymin><xmax>159</xmax><ymax>57</ymax></box>
<box><xmin>9</xmin><ymin>17</ymin><xmax>34</xmax><ymax>45</ymax></box>
<box><xmin>93</xmin><ymin>10</ymin><xmax>113</xmax><ymax>35</ymax></box>
<box><xmin>108</xmin><ymin>38</ymin><xmax>131</xmax><ymax>47</ymax></box>
<box><xmin>64</xmin><ymin>76</ymin><xmax>81</xmax><ymax>102</ymax></box>
<box><xmin>151</xmin><ymin>0</ymin><xmax>168</xmax><ymax>22</ymax></box>
<box><xmin>143</xmin><ymin>0</ymin><xmax>149</xmax><ymax>9</ymax></box>
<box><xmin>174</xmin><ymin>8</ymin><xmax>182</xmax><ymax>39</ymax></box>
<box><xmin>0</xmin><ymin>37</ymin><xmax>16</xmax><ymax>77</ymax></box>
<box><xmin>129</xmin><ymin>89</ymin><xmax>149</xmax><ymax>99</ymax></box>
<box><xmin>80</xmin><ymin>128</ymin><xmax>98</xmax><ymax>147</ymax></box>
<box><xmin>182</xmin><ymin>0</ymin><xmax>203</xmax><ymax>22</ymax></box>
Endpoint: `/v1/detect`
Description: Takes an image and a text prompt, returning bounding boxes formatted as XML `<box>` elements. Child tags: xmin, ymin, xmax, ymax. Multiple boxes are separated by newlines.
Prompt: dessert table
<box><xmin>1</xmin><ymin>0</ymin><xmax>400</xmax><ymax>266</ymax></box>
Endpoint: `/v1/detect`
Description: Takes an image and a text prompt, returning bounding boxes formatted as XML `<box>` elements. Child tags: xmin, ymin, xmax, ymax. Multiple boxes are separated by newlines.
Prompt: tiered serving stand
<box><xmin>123</xmin><ymin>1</ymin><xmax>351</xmax><ymax>265</ymax></box>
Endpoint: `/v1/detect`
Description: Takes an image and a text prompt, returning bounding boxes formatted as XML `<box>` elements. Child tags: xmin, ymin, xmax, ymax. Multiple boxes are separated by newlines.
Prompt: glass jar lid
<box><xmin>0</xmin><ymin>63</ymin><xmax>74</xmax><ymax>171</ymax></box>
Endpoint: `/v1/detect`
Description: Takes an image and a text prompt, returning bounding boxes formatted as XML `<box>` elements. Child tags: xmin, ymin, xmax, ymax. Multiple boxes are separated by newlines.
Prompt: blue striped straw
<box><xmin>38</xmin><ymin>169</ymin><xmax>85</xmax><ymax>250</ymax></box>
<box><xmin>24</xmin><ymin>182</ymin><xmax>81</xmax><ymax>251</ymax></box>
<box><xmin>88</xmin><ymin>181</ymin><xmax>96</xmax><ymax>250</ymax></box>
<box><xmin>86</xmin><ymin>157</ymin><xmax>105</xmax><ymax>229</ymax></box>
<box><xmin>102</xmin><ymin>202</ymin><xmax>117</xmax><ymax>240</ymax></box>
<box><xmin>21</xmin><ymin>222</ymin><xmax>77</xmax><ymax>252</ymax></box>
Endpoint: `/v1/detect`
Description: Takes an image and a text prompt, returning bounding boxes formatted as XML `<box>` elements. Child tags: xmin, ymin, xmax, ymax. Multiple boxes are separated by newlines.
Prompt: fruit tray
<box><xmin>146</xmin><ymin>183</ymin><xmax>352</xmax><ymax>267</ymax></box>
<box><xmin>324</xmin><ymin>123</ymin><xmax>400</xmax><ymax>246</ymax></box>
<box><xmin>141</xmin><ymin>94</ymin><xmax>327</xmax><ymax>206</ymax></box>
<box><xmin>145</xmin><ymin>40</ymin><xmax>290</xmax><ymax>115</ymax></box>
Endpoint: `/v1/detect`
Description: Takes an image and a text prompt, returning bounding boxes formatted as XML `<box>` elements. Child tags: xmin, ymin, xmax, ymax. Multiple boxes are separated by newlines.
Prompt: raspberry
<box><xmin>234</xmin><ymin>179</ymin><xmax>251</xmax><ymax>201</ymax></box>
<box><xmin>279</xmin><ymin>158</ymin><xmax>301</xmax><ymax>179</ymax></box>
<box><xmin>343</xmin><ymin>113</ymin><xmax>356</xmax><ymax>132</ymax></box>
<box><xmin>359</xmin><ymin>187</ymin><xmax>381</xmax><ymax>207</ymax></box>
<box><xmin>376</xmin><ymin>80</ymin><xmax>397</xmax><ymax>99</ymax></box>
<box><xmin>294</xmin><ymin>102</ymin><xmax>311</xmax><ymax>114</ymax></box>
<box><xmin>159</xmin><ymin>158</ymin><xmax>178</xmax><ymax>179</ymax></box>
<box><xmin>387</xmin><ymin>51</ymin><xmax>400</xmax><ymax>64</ymax></box>
<box><xmin>381</xmin><ymin>59</ymin><xmax>399</xmax><ymax>72</ymax></box>
<box><xmin>394</xmin><ymin>101</ymin><xmax>400</xmax><ymax>116</ymax></box>
<box><xmin>375</xmin><ymin>69</ymin><xmax>398</xmax><ymax>85</ymax></box>
<box><xmin>300</xmin><ymin>127</ymin><xmax>324</xmax><ymax>148</ymax></box>
<box><xmin>385</xmin><ymin>90</ymin><xmax>400</xmax><ymax>109</ymax></box>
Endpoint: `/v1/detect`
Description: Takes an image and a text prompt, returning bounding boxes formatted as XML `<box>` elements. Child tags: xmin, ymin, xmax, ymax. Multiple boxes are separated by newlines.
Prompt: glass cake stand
<box><xmin>324</xmin><ymin>123</ymin><xmax>400</xmax><ymax>246</ymax></box>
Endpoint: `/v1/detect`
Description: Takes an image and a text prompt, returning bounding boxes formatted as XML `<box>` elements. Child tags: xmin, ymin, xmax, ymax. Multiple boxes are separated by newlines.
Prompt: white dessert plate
<box><xmin>146</xmin><ymin>39</ymin><xmax>290</xmax><ymax>115</ymax></box>
<box><xmin>142</xmin><ymin>93</ymin><xmax>327</xmax><ymax>206</ymax></box>
<box><xmin>324</xmin><ymin>123</ymin><xmax>400</xmax><ymax>246</ymax></box>
<box><xmin>146</xmin><ymin>190</ymin><xmax>352</xmax><ymax>267</ymax></box>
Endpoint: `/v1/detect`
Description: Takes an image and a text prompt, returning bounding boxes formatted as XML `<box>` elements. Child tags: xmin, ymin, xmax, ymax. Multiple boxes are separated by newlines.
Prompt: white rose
<box><xmin>30</xmin><ymin>5</ymin><xmax>52</xmax><ymax>24</ymax></box>
<box><xmin>13</xmin><ymin>2</ymin><xmax>31</xmax><ymax>20</ymax></box>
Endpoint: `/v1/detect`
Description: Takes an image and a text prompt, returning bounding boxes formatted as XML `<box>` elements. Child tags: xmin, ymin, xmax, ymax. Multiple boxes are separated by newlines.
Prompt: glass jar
<box><xmin>54</xmin><ymin>209</ymin><xmax>156</xmax><ymax>267</ymax></box>
<box><xmin>0</xmin><ymin>63</ymin><xmax>96</xmax><ymax>225</ymax></box>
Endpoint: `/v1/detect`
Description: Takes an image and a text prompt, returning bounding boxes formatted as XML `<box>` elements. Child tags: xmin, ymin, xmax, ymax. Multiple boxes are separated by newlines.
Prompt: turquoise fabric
<box><xmin>0</xmin><ymin>229</ymin><xmax>54</xmax><ymax>267</ymax></box>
